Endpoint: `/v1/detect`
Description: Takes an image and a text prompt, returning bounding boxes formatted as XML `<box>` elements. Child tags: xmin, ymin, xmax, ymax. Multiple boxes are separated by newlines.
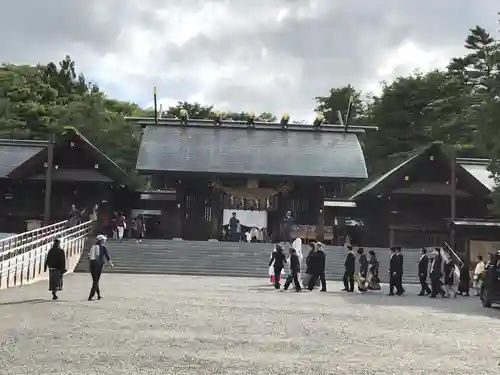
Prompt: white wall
<box><xmin>223</xmin><ymin>209</ymin><xmax>267</xmax><ymax>229</ymax></box>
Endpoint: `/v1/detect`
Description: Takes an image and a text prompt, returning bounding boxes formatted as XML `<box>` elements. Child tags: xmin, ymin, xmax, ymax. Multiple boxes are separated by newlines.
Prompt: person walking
<box><xmin>284</xmin><ymin>248</ymin><xmax>302</xmax><ymax>292</ymax></box>
<box><xmin>44</xmin><ymin>238</ymin><xmax>67</xmax><ymax>300</ymax></box>
<box><xmin>418</xmin><ymin>248</ymin><xmax>432</xmax><ymax>296</ymax></box>
<box><xmin>342</xmin><ymin>246</ymin><xmax>355</xmax><ymax>292</ymax></box>
<box><xmin>269</xmin><ymin>244</ymin><xmax>286</xmax><ymax>289</ymax></box>
<box><xmin>308</xmin><ymin>242</ymin><xmax>327</xmax><ymax>292</ymax></box>
<box><xmin>88</xmin><ymin>234</ymin><xmax>113</xmax><ymax>301</ymax></box>
<box><xmin>430</xmin><ymin>248</ymin><xmax>446</xmax><ymax>298</ymax></box>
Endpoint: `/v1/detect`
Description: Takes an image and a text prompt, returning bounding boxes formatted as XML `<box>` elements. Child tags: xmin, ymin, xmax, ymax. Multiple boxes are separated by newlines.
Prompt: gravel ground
<box><xmin>0</xmin><ymin>274</ymin><xmax>499</xmax><ymax>375</ymax></box>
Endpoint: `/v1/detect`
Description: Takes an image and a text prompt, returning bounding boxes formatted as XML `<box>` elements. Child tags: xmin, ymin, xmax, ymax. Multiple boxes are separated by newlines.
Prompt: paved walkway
<box><xmin>0</xmin><ymin>274</ymin><xmax>499</xmax><ymax>374</ymax></box>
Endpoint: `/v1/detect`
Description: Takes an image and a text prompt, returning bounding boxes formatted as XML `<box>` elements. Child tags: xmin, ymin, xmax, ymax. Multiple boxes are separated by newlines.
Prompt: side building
<box><xmin>131</xmin><ymin>118</ymin><xmax>369</xmax><ymax>241</ymax></box>
<box><xmin>0</xmin><ymin>127</ymin><xmax>130</xmax><ymax>232</ymax></box>
<box><xmin>349</xmin><ymin>142</ymin><xmax>496</xmax><ymax>254</ymax></box>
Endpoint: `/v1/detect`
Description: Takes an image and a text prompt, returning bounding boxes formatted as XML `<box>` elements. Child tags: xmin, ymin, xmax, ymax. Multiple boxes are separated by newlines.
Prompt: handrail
<box><xmin>0</xmin><ymin>220</ymin><xmax>67</xmax><ymax>245</ymax></box>
<box><xmin>443</xmin><ymin>241</ymin><xmax>464</xmax><ymax>266</ymax></box>
<box><xmin>0</xmin><ymin>220</ymin><xmax>94</xmax><ymax>289</ymax></box>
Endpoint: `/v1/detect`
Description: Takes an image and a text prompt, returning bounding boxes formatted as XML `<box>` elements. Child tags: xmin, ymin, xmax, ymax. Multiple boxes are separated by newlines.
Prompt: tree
<box><xmin>314</xmin><ymin>85</ymin><xmax>365</xmax><ymax>125</ymax></box>
<box><xmin>0</xmin><ymin>56</ymin><xmax>141</xmax><ymax>171</ymax></box>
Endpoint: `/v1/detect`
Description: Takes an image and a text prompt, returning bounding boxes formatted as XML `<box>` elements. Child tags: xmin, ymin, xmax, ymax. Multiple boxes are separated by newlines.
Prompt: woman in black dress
<box><xmin>44</xmin><ymin>239</ymin><xmax>66</xmax><ymax>300</ymax></box>
<box><xmin>458</xmin><ymin>259</ymin><xmax>470</xmax><ymax>296</ymax></box>
<box><xmin>367</xmin><ymin>250</ymin><xmax>381</xmax><ymax>290</ymax></box>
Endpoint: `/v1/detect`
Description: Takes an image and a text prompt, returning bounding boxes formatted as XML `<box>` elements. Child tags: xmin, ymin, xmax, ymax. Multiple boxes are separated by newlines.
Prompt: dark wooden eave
<box><xmin>7</xmin><ymin>127</ymin><xmax>129</xmax><ymax>185</ymax></box>
<box><xmin>350</xmin><ymin>142</ymin><xmax>492</xmax><ymax>200</ymax></box>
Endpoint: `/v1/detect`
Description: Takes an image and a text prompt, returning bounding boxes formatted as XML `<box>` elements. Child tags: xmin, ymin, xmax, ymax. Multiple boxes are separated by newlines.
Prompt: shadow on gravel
<box><xmin>336</xmin><ymin>288</ymin><xmax>500</xmax><ymax>319</ymax></box>
<box><xmin>0</xmin><ymin>298</ymin><xmax>52</xmax><ymax>307</ymax></box>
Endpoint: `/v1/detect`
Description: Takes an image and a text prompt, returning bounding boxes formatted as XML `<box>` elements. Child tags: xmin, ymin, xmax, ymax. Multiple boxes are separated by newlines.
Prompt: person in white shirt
<box><xmin>88</xmin><ymin>234</ymin><xmax>113</xmax><ymax>301</ymax></box>
<box><xmin>473</xmin><ymin>255</ymin><xmax>485</xmax><ymax>296</ymax></box>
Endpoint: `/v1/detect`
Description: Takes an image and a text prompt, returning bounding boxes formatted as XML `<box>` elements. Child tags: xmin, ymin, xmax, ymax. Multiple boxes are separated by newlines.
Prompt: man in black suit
<box><xmin>284</xmin><ymin>248</ymin><xmax>302</xmax><ymax>292</ymax></box>
<box><xmin>418</xmin><ymin>248</ymin><xmax>432</xmax><ymax>295</ymax></box>
<box><xmin>307</xmin><ymin>243</ymin><xmax>327</xmax><ymax>292</ymax></box>
<box><xmin>342</xmin><ymin>246</ymin><xmax>355</xmax><ymax>292</ymax></box>
<box><xmin>396</xmin><ymin>246</ymin><xmax>405</xmax><ymax>295</ymax></box>
<box><xmin>430</xmin><ymin>248</ymin><xmax>446</xmax><ymax>298</ymax></box>
<box><xmin>388</xmin><ymin>247</ymin><xmax>402</xmax><ymax>296</ymax></box>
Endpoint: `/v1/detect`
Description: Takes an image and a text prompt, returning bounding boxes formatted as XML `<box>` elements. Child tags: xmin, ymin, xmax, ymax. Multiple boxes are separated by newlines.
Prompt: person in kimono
<box><xmin>284</xmin><ymin>248</ymin><xmax>302</xmax><ymax>292</ymax></box>
<box><xmin>357</xmin><ymin>247</ymin><xmax>368</xmax><ymax>292</ymax></box>
<box><xmin>88</xmin><ymin>234</ymin><xmax>114</xmax><ymax>301</ymax></box>
<box><xmin>342</xmin><ymin>245</ymin><xmax>355</xmax><ymax>292</ymax></box>
<box><xmin>367</xmin><ymin>250</ymin><xmax>380</xmax><ymax>290</ymax></box>
<box><xmin>418</xmin><ymin>248</ymin><xmax>432</xmax><ymax>296</ymax></box>
<box><xmin>458</xmin><ymin>259</ymin><xmax>470</xmax><ymax>296</ymax></box>
<box><xmin>44</xmin><ymin>238</ymin><xmax>66</xmax><ymax>300</ymax></box>
<box><xmin>473</xmin><ymin>255</ymin><xmax>485</xmax><ymax>296</ymax></box>
<box><xmin>443</xmin><ymin>254</ymin><xmax>458</xmax><ymax>298</ymax></box>
<box><xmin>429</xmin><ymin>248</ymin><xmax>446</xmax><ymax>298</ymax></box>
<box><xmin>269</xmin><ymin>244</ymin><xmax>286</xmax><ymax>289</ymax></box>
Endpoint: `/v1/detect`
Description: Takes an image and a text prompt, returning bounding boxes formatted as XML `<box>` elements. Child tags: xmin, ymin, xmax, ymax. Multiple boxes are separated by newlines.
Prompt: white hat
<box><xmin>96</xmin><ymin>234</ymin><xmax>107</xmax><ymax>241</ymax></box>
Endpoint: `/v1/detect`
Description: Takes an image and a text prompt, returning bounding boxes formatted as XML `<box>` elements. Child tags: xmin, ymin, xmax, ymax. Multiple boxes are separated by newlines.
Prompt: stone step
<box><xmin>75</xmin><ymin>240</ymin><xmax>422</xmax><ymax>284</ymax></box>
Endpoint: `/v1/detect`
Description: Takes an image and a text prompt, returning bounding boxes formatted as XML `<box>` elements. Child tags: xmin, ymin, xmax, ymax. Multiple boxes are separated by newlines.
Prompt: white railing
<box><xmin>0</xmin><ymin>220</ymin><xmax>94</xmax><ymax>289</ymax></box>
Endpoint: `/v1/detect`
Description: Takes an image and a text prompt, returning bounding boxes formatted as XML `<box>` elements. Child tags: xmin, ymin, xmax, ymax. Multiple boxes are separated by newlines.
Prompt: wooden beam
<box><xmin>43</xmin><ymin>134</ymin><xmax>55</xmax><ymax>225</ymax></box>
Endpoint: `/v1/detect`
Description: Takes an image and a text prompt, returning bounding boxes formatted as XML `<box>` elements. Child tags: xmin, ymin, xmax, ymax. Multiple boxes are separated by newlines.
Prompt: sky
<box><xmin>0</xmin><ymin>0</ymin><xmax>498</xmax><ymax>121</ymax></box>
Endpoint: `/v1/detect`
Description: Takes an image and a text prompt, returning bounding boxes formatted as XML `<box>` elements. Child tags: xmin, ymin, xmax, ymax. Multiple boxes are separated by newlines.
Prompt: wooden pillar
<box><xmin>210</xmin><ymin>188</ymin><xmax>221</xmax><ymax>240</ymax></box>
<box><xmin>450</xmin><ymin>152</ymin><xmax>457</xmax><ymax>249</ymax></box>
<box><xmin>389</xmin><ymin>228</ymin><xmax>395</xmax><ymax>248</ymax></box>
<box><xmin>43</xmin><ymin>134</ymin><xmax>55</xmax><ymax>225</ymax></box>
<box><xmin>174</xmin><ymin>181</ymin><xmax>184</xmax><ymax>239</ymax></box>
<box><xmin>316</xmin><ymin>184</ymin><xmax>325</xmax><ymax>242</ymax></box>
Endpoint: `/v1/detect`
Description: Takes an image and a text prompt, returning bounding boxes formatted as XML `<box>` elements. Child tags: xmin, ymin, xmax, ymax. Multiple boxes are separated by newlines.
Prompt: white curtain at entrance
<box><xmin>223</xmin><ymin>209</ymin><xmax>267</xmax><ymax>228</ymax></box>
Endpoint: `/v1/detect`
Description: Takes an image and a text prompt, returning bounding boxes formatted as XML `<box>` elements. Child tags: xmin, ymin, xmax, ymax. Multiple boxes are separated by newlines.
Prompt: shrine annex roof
<box><xmin>135</xmin><ymin>122</ymin><xmax>368</xmax><ymax>180</ymax></box>
<box><xmin>0</xmin><ymin>139</ymin><xmax>47</xmax><ymax>177</ymax></box>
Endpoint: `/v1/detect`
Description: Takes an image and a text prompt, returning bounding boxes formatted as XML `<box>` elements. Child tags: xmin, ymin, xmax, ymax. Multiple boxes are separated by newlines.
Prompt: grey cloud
<box><xmin>0</xmin><ymin>0</ymin><xmax>498</xmax><ymax>116</ymax></box>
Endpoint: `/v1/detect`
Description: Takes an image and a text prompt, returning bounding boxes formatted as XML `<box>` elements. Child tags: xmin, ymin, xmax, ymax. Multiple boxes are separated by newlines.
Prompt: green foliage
<box><xmin>0</xmin><ymin>55</ymin><xmax>141</xmax><ymax>171</ymax></box>
<box><xmin>1</xmin><ymin>14</ymin><xmax>500</xmax><ymax>210</ymax></box>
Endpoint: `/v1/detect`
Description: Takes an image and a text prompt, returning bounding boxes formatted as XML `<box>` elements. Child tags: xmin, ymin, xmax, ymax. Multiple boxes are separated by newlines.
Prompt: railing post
<box><xmin>0</xmin><ymin>242</ymin><xmax>4</xmax><ymax>289</ymax></box>
<box><xmin>13</xmin><ymin>251</ymin><xmax>18</xmax><ymax>287</ymax></box>
<box><xmin>20</xmin><ymin>252</ymin><xmax>25</xmax><ymax>285</ymax></box>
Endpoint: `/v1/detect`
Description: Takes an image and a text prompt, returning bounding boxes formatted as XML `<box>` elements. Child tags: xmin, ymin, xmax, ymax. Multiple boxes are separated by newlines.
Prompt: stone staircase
<box><xmin>74</xmin><ymin>240</ymin><xmax>422</xmax><ymax>283</ymax></box>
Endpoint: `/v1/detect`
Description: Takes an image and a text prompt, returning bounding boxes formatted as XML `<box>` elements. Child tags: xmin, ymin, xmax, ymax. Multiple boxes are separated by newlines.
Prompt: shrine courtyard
<box><xmin>0</xmin><ymin>274</ymin><xmax>498</xmax><ymax>374</ymax></box>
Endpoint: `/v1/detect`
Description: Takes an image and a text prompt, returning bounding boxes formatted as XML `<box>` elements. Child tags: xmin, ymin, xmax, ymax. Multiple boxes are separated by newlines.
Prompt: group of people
<box><xmin>44</xmin><ymin>234</ymin><xmax>113</xmax><ymax>301</ymax></box>
<box><xmin>417</xmin><ymin>247</ymin><xmax>476</xmax><ymax>299</ymax></box>
<box><xmin>268</xmin><ymin>240</ymin><xmax>327</xmax><ymax>292</ymax></box>
<box><xmin>101</xmin><ymin>212</ymin><xmax>146</xmax><ymax>244</ymax></box>
<box><xmin>267</xmin><ymin>239</ymin><xmax>490</xmax><ymax>300</ymax></box>
<box><xmin>342</xmin><ymin>246</ymin><xmax>381</xmax><ymax>293</ymax></box>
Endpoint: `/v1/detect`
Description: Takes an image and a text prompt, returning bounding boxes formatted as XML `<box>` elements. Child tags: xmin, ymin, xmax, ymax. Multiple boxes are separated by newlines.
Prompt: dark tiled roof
<box><xmin>0</xmin><ymin>140</ymin><xmax>47</xmax><ymax>177</ymax></box>
<box><xmin>350</xmin><ymin>142</ymin><xmax>493</xmax><ymax>199</ymax></box>
<box><xmin>136</xmin><ymin>124</ymin><xmax>367</xmax><ymax>179</ymax></box>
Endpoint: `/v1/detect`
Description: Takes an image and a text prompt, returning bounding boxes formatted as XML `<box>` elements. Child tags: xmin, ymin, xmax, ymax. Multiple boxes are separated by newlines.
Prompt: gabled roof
<box><xmin>350</xmin><ymin>142</ymin><xmax>440</xmax><ymax>199</ymax></box>
<box><xmin>456</xmin><ymin>158</ymin><xmax>496</xmax><ymax>191</ymax></box>
<box><xmin>350</xmin><ymin>142</ymin><xmax>492</xmax><ymax>200</ymax></box>
<box><xmin>0</xmin><ymin>139</ymin><xmax>47</xmax><ymax>177</ymax></box>
<box><xmin>7</xmin><ymin>127</ymin><xmax>129</xmax><ymax>185</ymax></box>
<box><xmin>136</xmin><ymin>122</ymin><xmax>368</xmax><ymax>179</ymax></box>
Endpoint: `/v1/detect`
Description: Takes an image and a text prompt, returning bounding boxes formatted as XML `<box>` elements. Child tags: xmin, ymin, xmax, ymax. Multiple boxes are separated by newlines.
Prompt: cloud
<box><xmin>0</xmin><ymin>0</ymin><xmax>498</xmax><ymax>120</ymax></box>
